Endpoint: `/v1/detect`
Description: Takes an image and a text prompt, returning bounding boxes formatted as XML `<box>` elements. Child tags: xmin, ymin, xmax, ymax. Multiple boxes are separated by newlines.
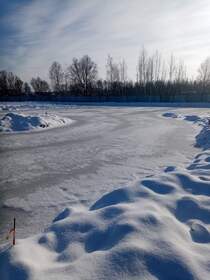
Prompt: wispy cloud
<box><xmin>1</xmin><ymin>0</ymin><xmax>210</xmax><ymax>81</ymax></box>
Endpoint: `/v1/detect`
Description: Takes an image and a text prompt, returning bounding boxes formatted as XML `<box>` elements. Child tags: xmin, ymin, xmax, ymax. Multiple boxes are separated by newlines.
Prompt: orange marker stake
<box><xmin>13</xmin><ymin>218</ymin><xmax>16</xmax><ymax>246</ymax></box>
<box><xmin>6</xmin><ymin>217</ymin><xmax>16</xmax><ymax>246</ymax></box>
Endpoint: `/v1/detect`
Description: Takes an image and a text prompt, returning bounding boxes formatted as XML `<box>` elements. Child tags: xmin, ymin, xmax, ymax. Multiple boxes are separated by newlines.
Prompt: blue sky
<box><xmin>0</xmin><ymin>0</ymin><xmax>210</xmax><ymax>82</ymax></box>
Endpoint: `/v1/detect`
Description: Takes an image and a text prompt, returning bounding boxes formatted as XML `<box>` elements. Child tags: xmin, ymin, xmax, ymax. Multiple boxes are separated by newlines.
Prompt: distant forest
<box><xmin>1</xmin><ymin>48</ymin><xmax>210</xmax><ymax>102</ymax></box>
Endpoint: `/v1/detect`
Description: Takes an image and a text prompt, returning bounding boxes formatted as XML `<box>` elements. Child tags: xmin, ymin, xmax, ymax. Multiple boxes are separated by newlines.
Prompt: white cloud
<box><xmin>1</xmin><ymin>0</ymin><xmax>210</xmax><ymax>82</ymax></box>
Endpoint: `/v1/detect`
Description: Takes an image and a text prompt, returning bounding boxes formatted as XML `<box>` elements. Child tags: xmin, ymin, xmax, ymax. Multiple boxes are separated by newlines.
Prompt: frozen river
<box><xmin>0</xmin><ymin>104</ymin><xmax>208</xmax><ymax>243</ymax></box>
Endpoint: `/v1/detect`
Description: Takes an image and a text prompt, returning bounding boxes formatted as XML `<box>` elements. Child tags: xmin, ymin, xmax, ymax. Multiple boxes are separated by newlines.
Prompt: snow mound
<box><xmin>162</xmin><ymin>112</ymin><xmax>179</xmax><ymax>118</ymax></box>
<box><xmin>0</xmin><ymin>105</ymin><xmax>18</xmax><ymax>111</ymax></box>
<box><xmin>195</xmin><ymin>124</ymin><xmax>210</xmax><ymax>150</ymax></box>
<box><xmin>184</xmin><ymin>115</ymin><xmax>202</xmax><ymax>123</ymax></box>
<box><xmin>0</xmin><ymin>112</ymin><xmax>73</xmax><ymax>132</ymax></box>
<box><xmin>1</xmin><ymin>113</ymin><xmax>210</xmax><ymax>279</ymax></box>
<box><xmin>184</xmin><ymin>115</ymin><xmax>210</xmax><ymax>150</ymax></box>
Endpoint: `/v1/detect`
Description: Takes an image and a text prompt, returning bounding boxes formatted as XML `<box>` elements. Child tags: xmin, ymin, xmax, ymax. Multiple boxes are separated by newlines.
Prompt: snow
<box><xmin>0</xmin><ymin>112</ymin><xmax>73</xmax><ymax>132</ymax></box>
<box><xmin>0</xmin><ymin>104</ymin><xmax>210</xmax><ymax>280</ymax></box>
<box><xmin>163</xmin><ymin>111</ymin><xmax>210</xmax><ymax>150</ymax></box>
<box><xmin>162</xmin><ymin>112</ymin><xmax>179</xmax><ymax>118</ymax></box>
<box><xmin>1</xmin><ymin>152</ymin><xmax>210</xmax><ymax>279</ymax></box>
<box><xmin>195</xmin><ymin>123</ymin><xmax>210</xmax><ymax>150</ymax></box>
<box><xmin>1</xmin><ymin>105</ymin><xmax>199</xmax><ymax>240</ymax></box>
<box><xmin>0</xmin><ymin>104</ymin><xmax>210</xmax><ymax>279</ymax></box>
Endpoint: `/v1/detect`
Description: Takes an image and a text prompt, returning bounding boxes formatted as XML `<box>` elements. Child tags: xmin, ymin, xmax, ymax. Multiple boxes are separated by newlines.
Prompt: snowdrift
<box><xmin>162</xmin><ymin>112</ymin><xmax>178</xmax><ymax>118</ymax></box>
<box><xmin>0</xmin><ymin>112</ymin><xmax>73</xmax><ymax>132</ymax></box>
<box><xmin>195</xmin><ymin>122</ymin><xmax>210</xmax><ymax>150</ymax></box>
<box><xmin>1</xmin><ymin>113</ymin><xmax>210</xmax><ymax>280</ymax></box>
<box><xmin>163</xmin><ymin>112</ymin><xmax>210</xmax><ymax>150</ymax></box>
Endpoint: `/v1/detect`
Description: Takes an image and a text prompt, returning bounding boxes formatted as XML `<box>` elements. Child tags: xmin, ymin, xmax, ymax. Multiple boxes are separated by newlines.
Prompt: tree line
<box><xmin>1</xmin><ymin>48</ymin><xmax>210</xmax><ymax>101</ymax></box>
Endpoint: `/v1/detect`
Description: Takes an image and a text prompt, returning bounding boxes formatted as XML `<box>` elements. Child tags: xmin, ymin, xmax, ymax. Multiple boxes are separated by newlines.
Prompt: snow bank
<box><xmin>162</xmin><ymin>111</ymin><xmax>209</xmax><ymax>124</ymax></box>
<box><xmin>1</xmin><ymin>112</ymin><xmax>210</xmax><ymax>280</ymax></box>
<box><xmin>163</xmin><ymin>112</ymin><xmax>210</xmax><ymax>150</ymax></box>
<box><xmin>0</xmin><ymin>112</ymin><xmax>73</xmax><ymax>132</ymax></box>
<box><xmin>195</xmin><ymin>122</ymin><xmax>210</xmax><ymax>150</ymax></box>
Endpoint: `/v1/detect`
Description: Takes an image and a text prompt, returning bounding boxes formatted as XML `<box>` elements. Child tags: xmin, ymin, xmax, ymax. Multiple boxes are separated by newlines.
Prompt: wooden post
<box><xmin>13</xmin><ymin>218</ymin><xmax>16</xmax><ymax>246</ymax></box>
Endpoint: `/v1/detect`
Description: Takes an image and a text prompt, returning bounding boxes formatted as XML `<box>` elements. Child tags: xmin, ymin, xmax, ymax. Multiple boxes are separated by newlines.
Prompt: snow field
<box><xmin>0</xmin><ymin>112</ymin><xmax>210</xmax><ymax>280</ymax></box>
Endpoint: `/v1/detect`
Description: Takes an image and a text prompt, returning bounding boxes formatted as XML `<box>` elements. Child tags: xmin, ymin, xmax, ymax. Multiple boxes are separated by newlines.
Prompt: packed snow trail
<box><xmin>0</xmin><ymin>111</ymin><xmax>210</xmax><ymax>280</ymax></box>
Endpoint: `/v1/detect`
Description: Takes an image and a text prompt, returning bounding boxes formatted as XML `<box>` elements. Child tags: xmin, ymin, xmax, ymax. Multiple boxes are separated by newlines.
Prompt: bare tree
<box><xmin>106</xmin><ymin>55</ymin><xmax>114</xmax><ymax>84</ymax></box>
<box><xmin>0</xmin><ymin>71</ymin><xmax>9</xmax><ymax>93</ymax></box>
<box><xmin>137</xmin><ymin>49</ymin><xmax>164</xmax><ymax>84</ymax></box>
<box><xmin>137</xmin><ymin>47</ymin><xmax>148</xmax><ymax>84</ymax></box>
<box><xmin>197</xmin><ymin>57</ymin><xmax>210</xmax><ymax>87</ymax></box>
<box><xmin>161</xmin><ymin>61</ymin><xmax>167</xmax><ymax>82</ymax></box>
<box><xmin>49</xmin><ymin>61</ymin><xmax>64</xmax><ymax>92</ymax></box>
<box><xmin>23</xmin><ymin>82</ymin><xmax>31</xmax><ymax>94</ymax></box>
<box><xmin>31</xmin><ymin>77</ymin><xmax>50</xmax><ymax>92</ymax></box>
<box><xmin>113</xmin><ymin>65</ymin><xmax>120</xmax><ymax>83</ymax></box>
<box><xmin>153</xmin><ymin>51</ymin><xmax>162</xmax><ymax>81</ymax></box>
<box><xmin>0</xmin><ymin>71</ymin><xmax>23</xmax><ymax>95</ymax></box>
<box><xmin>106</xmin><ymin>55</ymin><xmax>120</xmax><ymax>89</ymax></box>
<box><xmin>175</xmin><ymin>60</ymin><xmax>187</xmax><ymax>83</ymax></box>
<box><xmin>14</xmin><ymin>76</ymin><xmax>23</xmax><ymax>93</ymax></box>
<box><xmin>146</xmin><ymin>56</ymin><xmax>154</xmax><ymax>83</ymax></box>
<box><xmin>137</xmin><ymin>49</ymin><xmax>182</xmax><ymax>84</ymax></box>
<box><xmin>7</xmin><ymin>72</ymin><xmax>16</xmax><ymax>90</ymax></box>
<box><xmin>168</xmin><ymin>54</ymin><xmax>176</xmax><ymax>82</ymax></box>
<box><xmin>63</xmin><ymin>67</ymin><xmax>71</xmax><ymax>91</ymax></box>
<box><xmin>119</xmin><ymin>59</ymin><xmax>127</xmax><ymax>84</ymax></box>
<box><xmin>68</xmin><ymin>55</ymin><xmax>98</xmax><ymax>94</ymax></box>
